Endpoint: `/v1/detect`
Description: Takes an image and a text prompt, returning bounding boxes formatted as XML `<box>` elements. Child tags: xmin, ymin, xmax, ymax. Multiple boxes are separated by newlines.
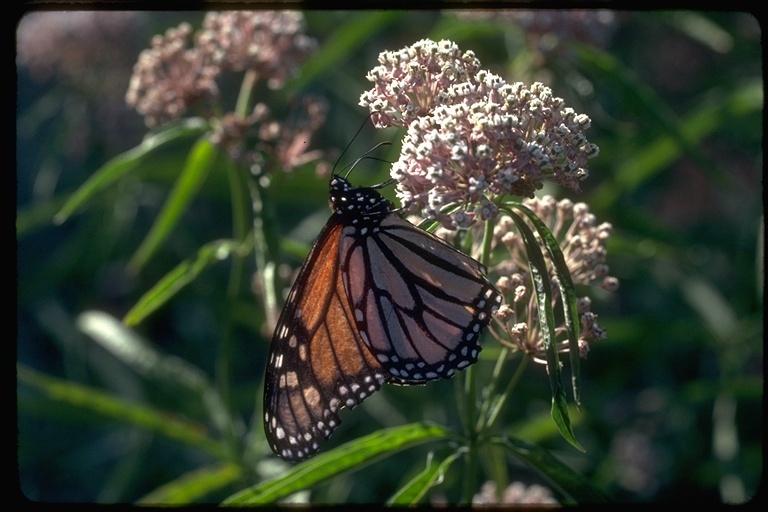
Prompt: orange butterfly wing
<box><xmin>263</xmin><ymin>221</ymin><xmax>387</xmax><ymax>462</ymax></box>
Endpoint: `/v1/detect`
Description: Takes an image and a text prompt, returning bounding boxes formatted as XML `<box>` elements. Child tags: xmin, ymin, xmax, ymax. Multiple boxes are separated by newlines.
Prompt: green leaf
<box><xmin>387</xmin><ymin>449</ymin><xmax>464</xmax><ymax>505</ymax></box>
<box><xmin>77</xmin><ymin>310</ymin><xmax>211</xmax><ymax>392</ymax></box>
<box><xmin>128</xmin><ymin>137</ymin><xmax>219</xmax><ymax>273</ymax></box>
<box><xmin>503</xmin><ymin>208</ymin><xmax>582</xmax><ymax>451</ymax></box>
<box><xmin>508</xmin><ymin>201</ymin><xmax>582</xmax><ymax>404</ymax></box>
<box><xmin>222</xmin><ymin>423</ymin><xmax>450</xmax><ymax>504</ymax></box>
<box><xmin>53</xmin><ymin>118</ymin><xmax>209</xmax><ymax>224</ymax></box>
<box><xmin>76</xmin><ymin>310</ymin><xmax>235</xmax><ymax>439</ymax></box>
<box><xmin>137</xmin><ymin>463</ymin><xmax>242</xmax><ymax>505</ymax></box>
<box><xmin>18</xmin><ymin>196</ymin><xmax>67</xmax><ymax>236</ymax></box>
<box><xmin>124</xmin><ymin>238</ymin><xmax>251</xmax><ymax>326</ymax></box>
<box><xmin>494</xmin><ymin>436</ymin><xmax>610</xmax><ymax>504</ymax></box>
<box><xmin>17</xmin><ymin>364</ymin><xmax>226</xmax><ymax>458</ymax></box>
<box><xmin>663</xmin><ymin>11</ymin><xmax>735</xmax><ymax>53</ymax></box>
<box><xmin>508</xmin><ymin>405</ymin><xmax>585</xmax><ymax>444</ymax></box>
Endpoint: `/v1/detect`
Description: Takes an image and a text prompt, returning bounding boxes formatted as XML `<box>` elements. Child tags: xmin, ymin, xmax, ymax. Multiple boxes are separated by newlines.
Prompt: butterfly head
<box><xmin>329</xmin><ymin>175</ymin><xmax>394</xmax><ymax>221</ymax></box>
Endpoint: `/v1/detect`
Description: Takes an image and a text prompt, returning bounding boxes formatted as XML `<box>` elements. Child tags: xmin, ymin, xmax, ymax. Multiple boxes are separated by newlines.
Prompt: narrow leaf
<box><xmin>504</xmin><ymin>208</ymin><xmax>582</xmax><ymax>451</ymax></box>
<box><xmin>54</xmin><ymin>118</ymin><xmax>208</xmax><ymax>224</ymax></box>
<box><xmin>124</xmin><ymin>238</ymin><xmax>250</xmax><ymax>326</ymax></box>
<box><xmin>387</xmin><ymin>449</ymin><xmax>464</xmax><ymax>505</ymax></box>
<box><xmin>77</xmin><ymin>310</ymin><xmax>210</xmax><ymax>392</ymax></box>
<box><xmin>510</xmin><ymin>201</ymin><xmax>582</xmax><ymax>404</ymax></box>
<box><xmin>77</xmin><ymin>310</ymin><xmax>234</xmax><ymax>438</ymax></box>
<box><xmin>222</xmin><ymin>423</ymin><xmax>449</xmax><ymax>505</ymax></box>
<box><xmin>129</xmin><ymin>138</ymin><xmax>219</xmax><ymax>273</ymax></box>
<box><xmin>18</xmin><ymin>364</ymin><xmax>226</xmax><ymax>458</ymax></box>
<box><xmin>138</xmin><ymin>463</ymin><xmax>242</xmax><ymax>505</ymax></box>
<box><xmin>494</xmin><ymin>436</ymin><xmax>610</xmax><ymax>504</ymax></box>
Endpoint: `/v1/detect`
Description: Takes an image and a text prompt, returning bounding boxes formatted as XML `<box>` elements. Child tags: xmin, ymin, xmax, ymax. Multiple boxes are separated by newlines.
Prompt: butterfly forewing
<box><xmin>264</xmin><ymin>221</ymin><xmax>387</xmax><ymax>462</ymax></box>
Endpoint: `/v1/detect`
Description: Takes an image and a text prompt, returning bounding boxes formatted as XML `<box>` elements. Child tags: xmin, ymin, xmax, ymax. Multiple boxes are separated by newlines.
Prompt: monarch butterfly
<box><xmin>263</xmin><ymin>168</ymin><xmax>502</xmax><ymax>462</ymax></box>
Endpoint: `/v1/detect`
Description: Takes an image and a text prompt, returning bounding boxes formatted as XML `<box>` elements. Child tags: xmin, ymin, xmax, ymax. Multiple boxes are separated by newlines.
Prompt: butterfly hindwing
<box><xmin>340</xmin><ymin>215</ymin><xmax>501</xmax><ymax>383</ymax></box>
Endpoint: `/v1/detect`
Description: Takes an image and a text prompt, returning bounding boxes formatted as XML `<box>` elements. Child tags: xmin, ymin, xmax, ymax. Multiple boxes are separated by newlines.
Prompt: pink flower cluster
<box><xmin>359</xmin><ymin>39</ymin><xmax>481</xmax><ymax>128</ymax></box>
<box><xmin>198</xmin><ymin>11</ymin><xmax>316</xmax><ymax>88</ymax></box>
<box><xmin>126</xmin><ymin>22</ymin><xmax>219</xmax><ymax>128</ymax></box>
<box><xmin>359</xmin><ymin>39</ymin><xmax>599</xmax><ymax>229</ymax></box>
<box><xmin>126</xmin><ymin>11</ymin><xmax>316</xmax><ymax>128</ymax></box>
<box><xmin>124</xmin><ymin>12</ymin><xmax>327</xmax><ymax>176</ymax></box>
<box><xmin>491</xmin><ymin>195</ymin><xmax>617</xmax><ymax>361</ymax></box>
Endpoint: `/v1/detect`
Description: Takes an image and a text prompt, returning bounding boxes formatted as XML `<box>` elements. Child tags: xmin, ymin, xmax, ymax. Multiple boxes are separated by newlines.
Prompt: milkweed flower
<box><xmin>359</xmin><ymin>38</ymin><xmax>482</xmax><ymax>128</ymax></box>
<box><xmin>126</xmin><ymin>22</ymin><xmax>220</xmax><ymax>127</ymax></box>
<box><xmin>126</xmin><ymin>12</ymin><xmax>326</xmax><ymax>175</ymax></box>
<box><xmin>127</xmin><ymin>11</ymin><xmax>317</xmax><ymax>127</ymax></box>
<box><xmin>472</xmin><ymin>480</ymin><xmax>558</xmax><ymax>505</ymax></box>
<box><xmin>361</xmin><ymin>39</ymin><xmax>598</xmax><ymax>228</ymax></box>
<box><xmin>390</xmin><ymin>72</ymin><xmax>599</xmax><ymax>228</ymax></box>
<box><xmin>490</xmin><ymin>195</ymin><xmax>617</xmax><ymax>361</ymax></box>
<box><xmin>209</xmin><ymin>96</ymin><xmax>329</xmax><ymax>177</ymax></box>
<box><xmin>522</xmin><ymin>195</ymin><xmax>619</xmax><ymax>292</ymax></box>
<box><xmin>197</xmin><ymin>11</ymin><xmax>316</xmax><ymax>88</ymax></box>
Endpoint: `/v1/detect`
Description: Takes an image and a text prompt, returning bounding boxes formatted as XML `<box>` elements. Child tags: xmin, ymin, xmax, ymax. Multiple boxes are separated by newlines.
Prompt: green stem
<box><xmin>226</xmin><ymin>161</ymin><xmax>250</xmax><ymax>296</ymax></box>
<box><xmin>475</xmin><ymin>346</ymin><xmax>510</xmax><ymax>432</ymax></box>
<box><xmin>461</xmin><ymin>218</ymin><xmax>499</xmax><ymax>503</ymax></box>
<box><xmin>479</xmin><ymin>215</ymin><xmax>496</xmax><ymax>268</ymax></box>
<box><xmin>248</xmin><ymin>175</ymin><xmax>280</xmax><ymax>329</ymax></box>
<box><xmin>485</xmin><ymin>356</ymin><xmax>529</xmax><ymax>432</ymax></box>
<box><xmin>215</xmin><ymin>160</ymin><xmax>250</xmax><ymax>426</ymax></box>
<box><xmin>462</xmin><ymin>364</ymin><xmax>478</xmax><ymax>504</ymax></box>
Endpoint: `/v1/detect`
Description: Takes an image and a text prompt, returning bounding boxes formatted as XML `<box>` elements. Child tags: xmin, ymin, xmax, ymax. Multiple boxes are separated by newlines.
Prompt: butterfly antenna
<box><xmin>342</xmin><ymin>140</ymin><xmax>393</xmax><ymax>179</ymax></box>
<box><xmin>332</xmin><ymin>111</ymin><xmax>395</xmax><ymax>176</ymax></box>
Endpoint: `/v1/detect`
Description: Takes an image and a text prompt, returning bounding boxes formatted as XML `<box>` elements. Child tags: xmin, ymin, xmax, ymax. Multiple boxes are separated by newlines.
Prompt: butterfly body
<box><xmin>264</xmin><ymin>175</ymin><xmax>501</xmax><ymax>462</ymax></box>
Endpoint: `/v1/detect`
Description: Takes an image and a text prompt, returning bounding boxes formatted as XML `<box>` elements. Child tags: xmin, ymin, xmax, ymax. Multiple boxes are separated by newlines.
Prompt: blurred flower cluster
<box><xmin>126</xmin><ymin>22</ymin><xmax>220</xmax><ymax>128</ymax></box>
<box><xmin>472</xmin><ymin>480</ymin><xmax>558</xmax><ymax>505</ymax></box>
<box><xmin>360</xmin><ymin>38</ymin><xmax>598</xmax><ymax>229</ymax></box>
<box><xmin>198</xmin><ymin>11</ymin><xmax>316</xmax><ymax>86</ymax></box>
<box><xmin>491</xmin><ymin>195</ymin><xmax>618</xmax><ymax>362</ymax></box>
<box><xmin>125</xmin><ymin>11</ymin><xmax>327</xmax><ymax>175</ymax></box>
<box><xmin>18</xmin><ymin>11</ymin><xmax>143</xmax><ymax>88</ymax></box>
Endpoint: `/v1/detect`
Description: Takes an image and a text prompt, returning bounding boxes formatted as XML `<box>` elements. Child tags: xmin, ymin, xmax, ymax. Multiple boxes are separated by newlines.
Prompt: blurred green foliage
<box><xmin>17</xmin><ymin>10</ymin><xmax>762</xmax><ymax>504</ymax></box>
